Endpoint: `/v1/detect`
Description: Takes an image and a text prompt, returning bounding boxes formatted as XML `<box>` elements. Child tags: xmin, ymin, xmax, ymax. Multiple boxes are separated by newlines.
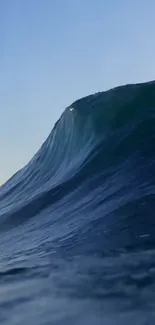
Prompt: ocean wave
<box><xmin>0</xmin><ymin>81</ymin><xmax>155</xmax><ymax>253</ymax></box>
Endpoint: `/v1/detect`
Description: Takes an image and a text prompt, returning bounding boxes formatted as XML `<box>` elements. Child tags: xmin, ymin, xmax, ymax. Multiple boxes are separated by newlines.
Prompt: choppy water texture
<box><xmin>1</xmin><ymin>81</ymin><xmax>155</xmax><ymax>324</ymax></box>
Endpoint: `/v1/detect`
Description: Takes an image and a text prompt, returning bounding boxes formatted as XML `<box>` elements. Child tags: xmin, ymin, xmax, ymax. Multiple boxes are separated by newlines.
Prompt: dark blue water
<box><xmin>1</xmin><ymin>81</ymin><xmax>155</xmax><ymax>324</ymax></box>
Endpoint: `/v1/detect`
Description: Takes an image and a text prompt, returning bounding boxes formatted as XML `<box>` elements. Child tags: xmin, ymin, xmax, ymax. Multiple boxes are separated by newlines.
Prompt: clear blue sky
<box><xmin>0</xmin><ymin>0</ymin><xmax>155</xmax><ymax>184</ymax></box>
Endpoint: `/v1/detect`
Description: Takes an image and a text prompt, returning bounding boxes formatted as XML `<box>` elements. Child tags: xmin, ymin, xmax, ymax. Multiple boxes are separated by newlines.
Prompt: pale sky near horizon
<box><xmin>0</xmin><ymin>0</ymin><xmax>155</xmax><ymax>184</ymax></box>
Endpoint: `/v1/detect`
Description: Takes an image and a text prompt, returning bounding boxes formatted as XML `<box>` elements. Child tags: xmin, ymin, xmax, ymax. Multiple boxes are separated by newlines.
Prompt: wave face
<box><xmin>1</xmin><ymin>81</ymin><xmax>155</xmax><ymax>324</ymax></box>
